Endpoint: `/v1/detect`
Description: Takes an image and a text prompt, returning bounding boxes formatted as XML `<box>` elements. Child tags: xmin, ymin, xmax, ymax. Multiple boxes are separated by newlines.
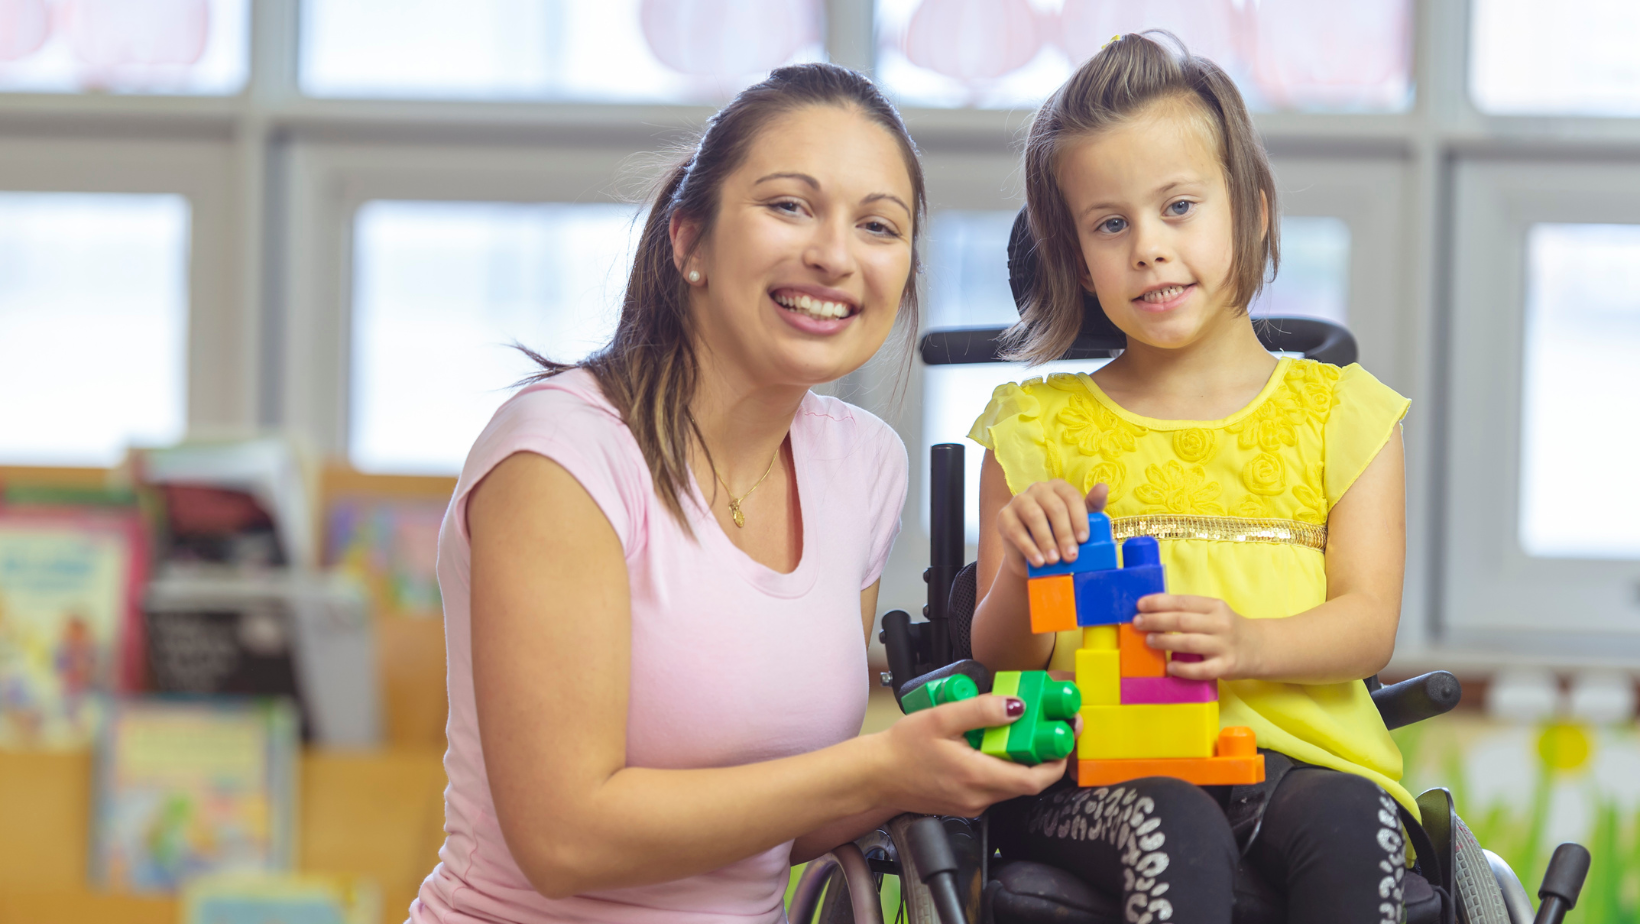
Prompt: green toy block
<box><xmin>900</xmin><ymin>673</ymin><xmax>984</xmax><ymax>748</ymax></box>
<box><xmin>979</xmin><ymin>670</ymin><xmax>1081</xmax><ymax>765</ymax></box>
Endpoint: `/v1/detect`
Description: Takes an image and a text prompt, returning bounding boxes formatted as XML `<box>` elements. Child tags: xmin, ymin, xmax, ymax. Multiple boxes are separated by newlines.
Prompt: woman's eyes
<box><xmin>770</xmin><ymin>199</ymin><xmax>804</xmax><ymax>215</ymax></box>
<box><xmin>861</xmin><ymin>219</ymin><xmax>900</xmax><ymax>237</ymax></box>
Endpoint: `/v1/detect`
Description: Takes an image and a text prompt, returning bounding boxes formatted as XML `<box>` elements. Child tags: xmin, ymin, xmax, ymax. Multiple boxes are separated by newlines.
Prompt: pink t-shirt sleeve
<box><xmin>860</xmin><ymin>416</ymin><xmax>908</xmax><ymax>590</ymax></box>
<box><xmin>451</xmin><ymin>380</ymin><xmax>647</xmax><ymax>559</ymax></box>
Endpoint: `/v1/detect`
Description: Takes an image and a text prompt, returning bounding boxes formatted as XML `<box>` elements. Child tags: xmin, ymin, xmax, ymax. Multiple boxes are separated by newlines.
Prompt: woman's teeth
<box><xmin>1141</xmin><ymin>284</ymin><xmax>1190</xmax><ymax>303</ymax></box>
<box><xmin>775</xmin><ymin>292</ymin><xmax>851</xmax><ymax>320</ymax></box>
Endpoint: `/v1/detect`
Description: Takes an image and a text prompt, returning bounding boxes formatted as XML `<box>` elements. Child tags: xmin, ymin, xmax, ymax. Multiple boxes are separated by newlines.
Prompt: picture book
<box><xmin>93</xmin><ymin>697</ymin><xmax>298</xmax><ymax>893</ymax></box>
<box><xmin>324</xmin><ymin>496</ymin><xmax>445</xmax><ymax>619</ymax></box>
<box><xmin>0</xmin><ymin>509</ymin><xmax>145</xmax><ymax>748</ymax></box>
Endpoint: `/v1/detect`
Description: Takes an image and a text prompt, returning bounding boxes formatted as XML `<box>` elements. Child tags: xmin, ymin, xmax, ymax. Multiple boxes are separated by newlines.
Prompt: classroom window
<box><xmin>876</xmin><ymin>0</ymin><xmax>1412</xmax><ymax>112</ymax></box>
<box><xmin>300</xmin><ymin>0</ymin><xmax>825</xmax><ymax>102</ymax></box>
<box><xmin>1470</xmin><ymin>0</ymin><xmax>1640</xmax><ymax>117</ymax></box>
<box><xmin>1518</xmin><ymin>223</ymin><xmax>1640</xmax><ymax>560</ymax></box>
<box><xmin>0</xmin><ymin>193</ymin><xmax>190</xmax><ymax>466</ymax></box>
<box><xmin>349</xmin><ymin>200</ymin><xmax>640</xmax><ymax>475</ymax></box>
<box><xmin>1251</xmin><ymin>215</ymin><xmax>1350</xmax><ymax>326</ymax></box>
<box><xmin>0</xmin><ymin>0</ymin><xmax>248</xmax><ymax>95</ymax></box>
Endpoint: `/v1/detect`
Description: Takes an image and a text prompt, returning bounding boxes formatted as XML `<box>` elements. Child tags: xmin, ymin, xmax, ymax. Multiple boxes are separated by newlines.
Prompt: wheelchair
<box><xmin>791</xmin><ymin>209</ymin><xmax>1591</xmax><ymax>924</ymax></box>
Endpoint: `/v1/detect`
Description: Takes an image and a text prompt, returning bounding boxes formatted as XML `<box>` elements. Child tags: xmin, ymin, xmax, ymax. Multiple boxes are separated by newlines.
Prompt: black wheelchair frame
<box><xmin>790</xmin><ymin>318</ymin><xmax>1590</xmax><ymax>924</ymax></box>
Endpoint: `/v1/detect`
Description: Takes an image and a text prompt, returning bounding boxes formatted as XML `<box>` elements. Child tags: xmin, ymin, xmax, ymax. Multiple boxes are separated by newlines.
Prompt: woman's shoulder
<box><xmin>798</xmin><ymin>391</ymin><xmax>906</xmax><ymax>461</ymax></box>
<box><xmin>461</xmin><ymin>369</ymin><xmax>645</xmax><ymax>496</ymax></box>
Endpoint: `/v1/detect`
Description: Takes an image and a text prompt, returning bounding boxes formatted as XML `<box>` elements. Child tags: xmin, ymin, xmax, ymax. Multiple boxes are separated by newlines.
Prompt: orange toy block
<box><xmin>1077</xmin><ymin>726</ymin><xmax>1265</xmax><ymax>786</ymax></box>
<box><xmin>1028</xmin><ymin>575</ymin><xmax>1078</xmax><ymax>634</ymax></box>
<box><xmin>1078</xmin><ymin>754</ymin><xmax>1265</xmax><ymax>786</ymax></box>
<box><xmin>1118</xmin><ymin>623</ymin><xmax>1167</xmax><ymax>677</ymax></box>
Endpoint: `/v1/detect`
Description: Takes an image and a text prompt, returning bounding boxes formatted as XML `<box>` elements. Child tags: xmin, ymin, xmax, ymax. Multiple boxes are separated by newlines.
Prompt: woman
<box><xmin>410</xmin><ymin>64</ymin><xmax>1064</xmax><ymax>924</ymax></box>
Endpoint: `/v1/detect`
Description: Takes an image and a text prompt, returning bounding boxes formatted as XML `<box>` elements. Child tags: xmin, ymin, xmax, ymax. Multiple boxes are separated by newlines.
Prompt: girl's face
<box><xmin>1057</xmin><ymin>97</ymin><xmax>1248</xmax><ymax>351</ymax></box>
<box><xmin>680</xmin><ymin>104</ymin><xmax>915</xmax><ymax>389</ymax></box>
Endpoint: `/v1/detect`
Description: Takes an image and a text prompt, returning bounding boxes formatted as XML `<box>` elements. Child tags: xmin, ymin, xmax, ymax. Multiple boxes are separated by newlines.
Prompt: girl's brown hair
<box><xmin>1006</xmin><ymin>32</ymin><xmax>1279</xmax><ymax>364</ymax></box>
<box><xmin>522</xmin><ymin>63</ymin><xmax>926</xmax><ymax>529</ymax></box>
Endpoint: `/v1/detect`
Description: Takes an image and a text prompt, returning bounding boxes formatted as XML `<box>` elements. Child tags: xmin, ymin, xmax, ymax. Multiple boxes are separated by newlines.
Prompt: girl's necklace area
<box><xmin>711</xmin><ymin>446</ymin><xmax>780</xmax><ymax>528</ymax></box>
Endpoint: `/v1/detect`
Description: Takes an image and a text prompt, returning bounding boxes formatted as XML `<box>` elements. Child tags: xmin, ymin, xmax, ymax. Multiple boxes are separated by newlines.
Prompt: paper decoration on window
<box><xmin>639</xmin><ymin>0</ymin><xmax>820</xmax><ymax>78</ymax></box>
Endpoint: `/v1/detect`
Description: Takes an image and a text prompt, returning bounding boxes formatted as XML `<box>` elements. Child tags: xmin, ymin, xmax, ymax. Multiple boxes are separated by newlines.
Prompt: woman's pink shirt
<box><xmin>410</xmin><ymin>369</ymin><xmax>908</xmax><ymax>924</ymax></box>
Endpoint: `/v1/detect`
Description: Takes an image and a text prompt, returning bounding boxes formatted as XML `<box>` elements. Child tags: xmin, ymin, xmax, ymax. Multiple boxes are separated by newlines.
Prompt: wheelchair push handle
<box><xmin>1534</xmin><ymin>842</ymin><xmax>1590</xmax><ymax>924</ymax></box>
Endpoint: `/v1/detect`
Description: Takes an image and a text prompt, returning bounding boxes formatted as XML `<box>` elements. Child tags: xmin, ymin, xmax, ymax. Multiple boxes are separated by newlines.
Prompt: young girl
<box><xmin>970</xmin><ymin>35</ymin><xmax>1412</xmax><ymax>924</ymax></box>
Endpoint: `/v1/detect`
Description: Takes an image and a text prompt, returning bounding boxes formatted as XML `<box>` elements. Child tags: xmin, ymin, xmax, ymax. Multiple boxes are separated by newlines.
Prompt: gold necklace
<box><xmin>711</xmin><ymin>446</ymin><xmax>780</xmax><ymax>528</ymax></box>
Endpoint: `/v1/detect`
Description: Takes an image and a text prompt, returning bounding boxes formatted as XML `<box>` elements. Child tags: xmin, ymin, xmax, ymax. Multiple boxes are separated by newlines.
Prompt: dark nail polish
<box><xmin>1005</xmin><ymin>698</ymin><xmax>1025</xmax><ymax>718</ymax></box>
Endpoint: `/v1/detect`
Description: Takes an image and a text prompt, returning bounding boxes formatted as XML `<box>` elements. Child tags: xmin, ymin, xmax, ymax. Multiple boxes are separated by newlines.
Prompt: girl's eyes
<box><xmin>1098</xmin><ymin>216</ymin><xmax>1128</xmax><ymax>234</ymax></box>
<box><xmin>1167</xmin><ymin>200</ymin><xmax>1195</xmax><ymax>217</ymax></box>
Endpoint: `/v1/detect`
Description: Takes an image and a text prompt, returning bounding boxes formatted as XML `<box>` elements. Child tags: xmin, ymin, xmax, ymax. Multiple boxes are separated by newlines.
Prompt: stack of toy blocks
<box><xmin>1028</xmin><ymin>512</ymin><xmax>1264</xmax><ymax>787</ymax></box>
<box><xmin>901</xmin><ymin>671</ymin><xmax>1080</xmax><ymax>765</ymax></box>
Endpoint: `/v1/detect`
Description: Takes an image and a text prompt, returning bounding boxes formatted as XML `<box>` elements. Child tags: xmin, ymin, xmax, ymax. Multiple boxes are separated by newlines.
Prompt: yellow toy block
<box><xmin>1083</xmin><ymin>625</ymin><xmax>1117</xmax><ymax>650</ymax></box>
<box><xmin>979</xmin><ymin>672</ymin><xmax>1021</xmax><ymax>758</ymax></box>
<box><xmin>1028</xmin><ymin>575</ymin><xmax>1077</xmax><ymax>634</ymax></box>
<box><xmin>1078</xmin><ymin>702</ymin><xmax>1218</xmax><ymax>760</ymax></box>
<box><xmin>1074</xmin><ymin>648</ymin><xmax>1120</xmax><ymax>706</ymax></box>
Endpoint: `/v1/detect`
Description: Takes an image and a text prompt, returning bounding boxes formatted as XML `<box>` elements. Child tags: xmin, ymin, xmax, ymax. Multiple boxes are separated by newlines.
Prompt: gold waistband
<box><xmin>1112</xmin><ymin>515</ymin><xmax>1327</xmax><ymax>552</ymax></box>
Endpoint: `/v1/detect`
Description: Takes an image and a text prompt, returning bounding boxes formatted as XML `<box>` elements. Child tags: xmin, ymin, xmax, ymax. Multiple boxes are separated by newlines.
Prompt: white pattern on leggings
<box><xmin>1376</xmin><ymin>792</ymin><xmax>1407</xmax><ymax>924</ymax></box>
<box><xmin>1027</xmin><ymin>786</ymin><xmax>1175</xmax><ymax>923</ymax></box>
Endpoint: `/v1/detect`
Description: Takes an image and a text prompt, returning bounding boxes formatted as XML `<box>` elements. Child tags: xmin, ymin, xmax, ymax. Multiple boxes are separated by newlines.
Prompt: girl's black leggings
<box><xmin>990</xmin><ymin>766</ymin><xmax>1407</xmax><ymax>924</ymax></box>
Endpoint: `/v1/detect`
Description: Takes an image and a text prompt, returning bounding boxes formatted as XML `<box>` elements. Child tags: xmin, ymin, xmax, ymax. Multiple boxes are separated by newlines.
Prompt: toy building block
<box><xmin>981</xmin><ymin>671</ymin><xmax>1081</xmax><ymax>765</ymax></box>
<box><xmin>1027</xmin><ymin>574</ymin><xmax>1077</xmax><ymax>634</ymax></box>
<box><xmin>1121</xmin><ymin>675</ymin><xmax>1217</xmax><ymax>704</ymax></box>
<box><xmin>1025</xmin><ymin>512</ymin><xmax>1118</xmax><ymax>578</ymax></box>
<box><xmin>1072</xmin><ymin>536</ymin><xmax>1166</xmax><ymax>627</ymax></box>
<box><xmin>899</xmin><ymin>674</ymin><xmax>985</xmax><ymax>747</ymax></box>
<box><xmin>1077</xmin><ymin>726</ymin><xmax>1264</xmax><ymax>786</ymax></box>
<box><xmin>1075</xmin><ymin>648</ymin><xmax>1120</xmax><ymax>706</ymax></box>
<box><xmin>1084</xmin><ymin>625</ymin><xmax>1118</xmax><ymax>649</ymax></box>
<box><xmin>1078</xmin><ymin>702</ymin><xmax>1218</xmax><ymax>760</ymax></box>
<box><xmin>1118</xmin><ymin>623</ymin><xmax>1167</xmax><ymax>677</ymax></box>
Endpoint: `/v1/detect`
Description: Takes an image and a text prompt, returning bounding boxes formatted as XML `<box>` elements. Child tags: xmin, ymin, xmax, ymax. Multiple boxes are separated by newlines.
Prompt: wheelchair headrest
<box><xmin>1006</xmin><ymin>206</ymin><xmax>1126</xmax><ymax>344</ymax></box>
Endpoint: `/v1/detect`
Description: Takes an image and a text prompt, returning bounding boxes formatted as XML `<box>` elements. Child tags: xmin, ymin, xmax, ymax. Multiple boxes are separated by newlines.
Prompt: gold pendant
<box><xmin>730</xmin><ymin>502</ymin><xmax>745</xmax><ymax>528</ymax></box>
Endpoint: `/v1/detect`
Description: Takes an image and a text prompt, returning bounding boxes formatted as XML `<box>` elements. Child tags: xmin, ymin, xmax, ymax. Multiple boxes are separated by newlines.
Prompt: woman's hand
<box><xmin>871</xmin><ymin>694</ymin><xmax>1065</xmax><ymax>817</ymax></box>
<box><xmin>1133</xmin><ymin>594</ymin><xmax>1268</xmax><ymax>681</ymax></box>
<box><xmin>996</xmin><ymin>481</ymin><xmax>1110</xmax><ymax>579</ymax></box>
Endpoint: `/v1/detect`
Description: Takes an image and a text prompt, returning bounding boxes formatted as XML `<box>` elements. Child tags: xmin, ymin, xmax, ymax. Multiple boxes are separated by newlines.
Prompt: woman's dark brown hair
<box><xmin>1006</xmin><ymin>32</ymin><xmax>1279</xmax><ymax>364</ymax></box>
<box><xmin>523</xmin><ymin>63</ymin><xmax>926</xmax><ymax>530</ymax></box>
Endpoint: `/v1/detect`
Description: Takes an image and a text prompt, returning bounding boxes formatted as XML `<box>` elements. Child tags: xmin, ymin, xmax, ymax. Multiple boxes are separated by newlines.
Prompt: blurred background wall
<box><xmin>1</xmin><ymin>1</ymin><xmax>1639</xmax><ymax>921</ymax></box>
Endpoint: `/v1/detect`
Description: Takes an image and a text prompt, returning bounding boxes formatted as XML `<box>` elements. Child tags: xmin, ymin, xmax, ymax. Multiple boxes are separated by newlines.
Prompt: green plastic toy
<box><xmin>899</xmin><ymin>670</ymin><xmax>1080</xmax><ymax>764</ymax></box>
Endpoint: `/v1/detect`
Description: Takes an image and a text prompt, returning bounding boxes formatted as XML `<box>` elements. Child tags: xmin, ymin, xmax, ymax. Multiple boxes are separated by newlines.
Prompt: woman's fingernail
<box><xmin>1005</xmin><ymin>698</ymin><xmax>1025</xmax><ymax>718</ymax></box>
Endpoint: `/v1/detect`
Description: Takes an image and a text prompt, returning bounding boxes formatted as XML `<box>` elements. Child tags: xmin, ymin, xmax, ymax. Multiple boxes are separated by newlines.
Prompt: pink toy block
<box><xmin>1121</xmin><ymin>675</ymin><xmax>1216</xmax><ymax>704</ymax></box>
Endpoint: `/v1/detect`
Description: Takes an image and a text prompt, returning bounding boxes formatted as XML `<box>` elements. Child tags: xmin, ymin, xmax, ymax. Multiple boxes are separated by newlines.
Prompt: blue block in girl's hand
<box><xmin>1026</xmin><ymin>511</ymin><xmax>1119</xmax><ymax>577</ymax></box>
<box><xmin>1071</xmin><ymin>563</ymin><xmax>1166</xmax><ymax>626</ymax></box>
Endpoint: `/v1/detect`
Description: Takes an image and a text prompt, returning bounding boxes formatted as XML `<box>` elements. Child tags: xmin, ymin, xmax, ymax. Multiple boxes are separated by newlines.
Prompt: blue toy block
<box><xmin>1070</xmin><ymin>536</ymin><xmax>1166</xmax><ymax>627</ymax></box>
<box><xmin>1026</xmin><ymin>512</ymin><xmax>1118</xmax><ymax>578</ymax></box>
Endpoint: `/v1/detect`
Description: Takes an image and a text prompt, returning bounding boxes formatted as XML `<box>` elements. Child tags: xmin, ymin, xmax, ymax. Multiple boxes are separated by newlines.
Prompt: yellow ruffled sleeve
<box><xmin>968</xmin><ymin>380</ymin><xmax>1056</xmax><ymax>495</ymax></box>
<box><xmin>1323</xmin><ymin>364</ymin><xmax>1410</xmax><ymax>508</ymax></box>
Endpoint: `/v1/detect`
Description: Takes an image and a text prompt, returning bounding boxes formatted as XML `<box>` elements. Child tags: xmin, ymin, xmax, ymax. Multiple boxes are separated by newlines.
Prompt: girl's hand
<box><xmin>996</xmin><ymin>481</ymin><xmax>1110</xmax><ymax>579</ymax></box>
<box><xmin>1133</xmin><ymin>594</ymin><xmax>1267</xmax><ymax>682</ymax></box>
<box><xmin>873</xmin><ymin>694</ymin><xmax>1065</xmax><ymax>817</ymax></box>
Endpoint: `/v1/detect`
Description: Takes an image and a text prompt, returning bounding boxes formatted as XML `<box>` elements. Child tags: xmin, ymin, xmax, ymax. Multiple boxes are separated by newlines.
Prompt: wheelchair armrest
<box><xmin>897</xmin><ymin>660</ymin><xmax>994</xmax><ymax>713</ymax></box>
<box><xmin>1373</xmin><ymin>671</ymin><xmax>1462</xmax><ymax>731</ymax></box>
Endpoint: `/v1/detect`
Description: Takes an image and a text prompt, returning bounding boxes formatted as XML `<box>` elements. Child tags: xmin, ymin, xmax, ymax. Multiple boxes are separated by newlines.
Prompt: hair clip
<box><xmin>1102</xmin><ymin>34</ymin><xmax>1123</xmax><ymax>50</ymax></box>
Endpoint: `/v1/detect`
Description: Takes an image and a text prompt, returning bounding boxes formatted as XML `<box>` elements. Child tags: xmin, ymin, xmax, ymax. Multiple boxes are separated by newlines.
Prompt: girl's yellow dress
<box><xmin>969</xmin><ymin>357</ymin><xmax>1416</xmax><ymax>813</ymax></box>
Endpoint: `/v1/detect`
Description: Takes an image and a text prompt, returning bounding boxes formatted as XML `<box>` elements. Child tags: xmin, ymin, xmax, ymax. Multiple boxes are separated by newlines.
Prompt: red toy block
<box><xmin>1118</xmin><ymin>624</ymin><xmax>1166</xmax><ymax>677</ymax></box>
<box><xmin>1121</xmin><ymin>675</ymin><xmax>1216</xmax><ymax>704</ymax></box>
<box><xmin>1028</xmin><ymin>574</ymin><xmax>1078</xmax><ymax>634</ymax></box>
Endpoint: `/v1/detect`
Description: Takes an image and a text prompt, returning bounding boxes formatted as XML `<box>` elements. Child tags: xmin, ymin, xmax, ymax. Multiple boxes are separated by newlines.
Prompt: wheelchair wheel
<box><xmin>1453</xmin><ymin>814</ymin><xmax>1511</xmax><ymax>924</ymax></box>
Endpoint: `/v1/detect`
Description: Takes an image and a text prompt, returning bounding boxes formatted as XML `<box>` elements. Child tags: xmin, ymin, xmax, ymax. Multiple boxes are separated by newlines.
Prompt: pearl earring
<box><xmin>688</xmin><ymin>270</ymin><xmax>701</xmax><ymax>282</ymax></box>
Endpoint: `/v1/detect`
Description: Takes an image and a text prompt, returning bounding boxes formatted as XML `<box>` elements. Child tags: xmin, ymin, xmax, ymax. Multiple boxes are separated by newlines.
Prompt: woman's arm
<box><xmin>470</xmin><ymin>453</ymin><xmax>1063</xmax><ymax>898</ymax></box>
<box><xmin>1137</xmin><ymin>429</ymin><xmax>1407</xmax><ymax>684</ymax></box>
<box><xmin>971</xmin><ymin>451</ymin><xmax>1107</xmax><ymax>671</ymax></box>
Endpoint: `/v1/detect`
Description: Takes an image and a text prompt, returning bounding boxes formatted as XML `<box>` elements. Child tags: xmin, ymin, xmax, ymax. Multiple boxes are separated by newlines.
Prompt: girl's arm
<box><xmin>1137</xmin><ymin>429</ymin><xmax>1406</xmax><ymax>684</ymax></box>
<box><xmin>470</xmin><ymin>452</ymin><xmax>1064</xmax><ymax>899</ymax></box>
<box><xmin>971</xmin><ymin>450</ymin><xmax>1107</xmax><ymax>671</ymax></box>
